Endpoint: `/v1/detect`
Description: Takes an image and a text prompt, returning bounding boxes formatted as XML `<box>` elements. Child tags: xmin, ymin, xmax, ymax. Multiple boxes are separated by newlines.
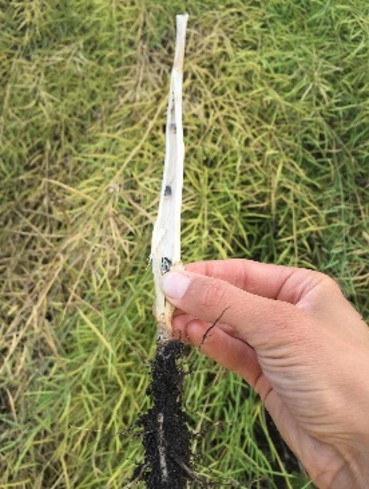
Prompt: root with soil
<box><xmin>137</xmin><ymin>340</ymin><xmax>191</xmax><ymax>489</ymax></box>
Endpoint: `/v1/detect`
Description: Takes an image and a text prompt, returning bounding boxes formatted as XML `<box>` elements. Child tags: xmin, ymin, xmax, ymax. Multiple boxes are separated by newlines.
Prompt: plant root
<box><xmin>137</xmin><ymin>339</ymin><xmax>191</xmax><ymax>489</ymax></box>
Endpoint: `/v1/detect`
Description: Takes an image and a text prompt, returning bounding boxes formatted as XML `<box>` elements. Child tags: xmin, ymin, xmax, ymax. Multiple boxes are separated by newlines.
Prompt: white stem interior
<box><xmin>151</xmin><ymin>14</ymin><xmax>188</xmax><ymax>340</ymax></box>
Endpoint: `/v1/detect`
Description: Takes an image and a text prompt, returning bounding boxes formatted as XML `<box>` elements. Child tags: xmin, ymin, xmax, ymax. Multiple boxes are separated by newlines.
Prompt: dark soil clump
<box><xmin>137</xmin><ymin>339</ymin><xmax>191</xmax><ymax>489</ymax></box>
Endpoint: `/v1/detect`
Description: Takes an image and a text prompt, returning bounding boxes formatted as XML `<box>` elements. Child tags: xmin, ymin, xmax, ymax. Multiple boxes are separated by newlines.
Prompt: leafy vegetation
<box><xmin>1</xmin><ymin>1</ymin><xmax>368</xmax><ymax>487</ymax></box>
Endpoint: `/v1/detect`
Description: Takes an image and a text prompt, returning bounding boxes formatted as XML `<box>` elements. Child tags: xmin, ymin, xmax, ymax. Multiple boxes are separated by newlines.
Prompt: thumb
<box><xmin>161</xmin><ymin>270</ymin><xmax>308</xmax><ymax>351</ymax></box>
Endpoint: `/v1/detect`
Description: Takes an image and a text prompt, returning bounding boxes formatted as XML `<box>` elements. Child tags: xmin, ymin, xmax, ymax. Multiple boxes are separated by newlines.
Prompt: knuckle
<box><xmin>199</xmin><ymin>278</ymin><xmax>227</xmax><ymax>309</ymax></box>
<box><xmin>323</xmin><ymin>276</ymin><xmax>342</xmax><ymax>294</ymax></box>
<box><xmin>313</xmin><ymin>271</ymin><xmax>342</xmax><ymax>295</ymax></box>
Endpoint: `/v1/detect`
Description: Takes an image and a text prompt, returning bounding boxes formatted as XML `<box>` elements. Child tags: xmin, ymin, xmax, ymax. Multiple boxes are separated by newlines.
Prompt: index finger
<box><xmin>185</xmin><ymin>259</ymin><xmax>319</xmax><ymax>305</ymax></box>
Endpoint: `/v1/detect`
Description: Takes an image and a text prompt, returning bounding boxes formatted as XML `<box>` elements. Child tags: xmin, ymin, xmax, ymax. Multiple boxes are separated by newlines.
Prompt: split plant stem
<box><xmin>151</xmin><ymin>14</ymin><xmax>188</xmax><ymax>343</ymax></box>
<box><xmin>138</xmin><ymin>15</ymin><xmax>192</xmax><ymax>489</ymax></box>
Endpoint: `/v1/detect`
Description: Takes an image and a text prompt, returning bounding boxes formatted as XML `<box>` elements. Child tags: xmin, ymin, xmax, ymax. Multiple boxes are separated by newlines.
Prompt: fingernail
<box><xmin>162</xmin><ymin>272</ymin><xmax>191</xmax><ymax>299</ymax></box>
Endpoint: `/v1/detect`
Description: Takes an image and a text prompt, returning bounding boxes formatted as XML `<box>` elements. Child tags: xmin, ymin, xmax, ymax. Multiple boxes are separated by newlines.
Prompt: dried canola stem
<box><xmin>151</xmin><ymin>14</ymin><xmax>188</xmax><ymax>342</ymax></box>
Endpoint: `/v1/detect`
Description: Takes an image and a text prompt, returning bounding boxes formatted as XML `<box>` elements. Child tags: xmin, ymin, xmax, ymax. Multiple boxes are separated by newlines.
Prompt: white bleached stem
<box><xmin>151</xmin><ymin>14</ymin><xmax>188</xmax><ymax>342</ymax></box>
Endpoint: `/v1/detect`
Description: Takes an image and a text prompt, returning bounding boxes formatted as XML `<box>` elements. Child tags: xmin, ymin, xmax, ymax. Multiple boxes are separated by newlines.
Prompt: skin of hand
<box><xmin>160</xmin><ymin>259</ymin><xmax>369</xmax><ymax>489</ymax></box>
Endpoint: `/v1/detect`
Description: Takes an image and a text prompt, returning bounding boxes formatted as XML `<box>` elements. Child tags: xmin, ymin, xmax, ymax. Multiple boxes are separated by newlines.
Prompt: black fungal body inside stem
<box><xmin>164</xmin><ymin>185</ymin><xmax>172</xmax><ymax>197</ymax></box>
<box><xmin>138</xmin><ymin>340</ymin><xmax>191</xmax><ymax>489</ymax></box>
<box><xmin>161</xmin><ymin>257</ymin><xmax>172</xmax><ymax>274</ymax></box>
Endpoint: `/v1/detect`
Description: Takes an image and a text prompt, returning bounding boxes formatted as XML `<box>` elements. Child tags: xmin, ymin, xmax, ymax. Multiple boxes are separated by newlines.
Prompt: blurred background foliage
<box><xmin>0</xmin><ymin>0</ymin><xmax>368</xmax><ymax>487</ymax></box>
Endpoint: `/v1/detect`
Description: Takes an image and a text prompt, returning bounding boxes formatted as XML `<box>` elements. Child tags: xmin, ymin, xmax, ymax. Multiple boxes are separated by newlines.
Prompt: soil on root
<box><xmin>137</xmin><ymin>339</ymin><xmax>191</xmax><ymax>489</ymax></box>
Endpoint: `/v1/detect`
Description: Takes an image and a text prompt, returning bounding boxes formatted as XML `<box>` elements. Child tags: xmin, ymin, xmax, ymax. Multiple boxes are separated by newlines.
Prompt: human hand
<box><xmin>161</xmin><ymin>259</ymin><xmax>369</xmax><ymax>489</ymax></box>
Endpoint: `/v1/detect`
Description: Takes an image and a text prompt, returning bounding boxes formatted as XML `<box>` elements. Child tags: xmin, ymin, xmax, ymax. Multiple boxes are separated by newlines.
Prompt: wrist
<box><xmin>331</xmin><ymin>459</ymin><xmax>369</xmax><ymax>489</ymax></box>
<box><xmin>311</xmin><ymin>449</ymin><xmax>369</xmax><ymax>489</ymax></box>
